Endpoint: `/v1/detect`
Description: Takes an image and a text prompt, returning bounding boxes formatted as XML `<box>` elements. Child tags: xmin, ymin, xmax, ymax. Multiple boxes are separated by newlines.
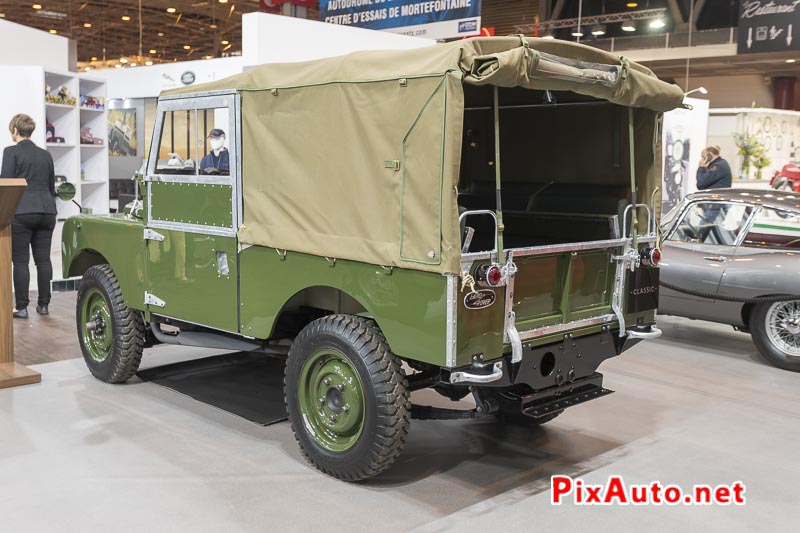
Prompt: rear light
<box><xmin>475</xmin><ymin>264</ymin><xmax>504</xmax><ymax>287</ymax></box>
<box><xmin>640</xmin><ymin>247</ymin><xmax>661</xmax><ymax>267</ymax></box>
<box><xmin>486</xmin><ymin>265</ymin><xmax>503</xmax><ymax>286</ymax></box>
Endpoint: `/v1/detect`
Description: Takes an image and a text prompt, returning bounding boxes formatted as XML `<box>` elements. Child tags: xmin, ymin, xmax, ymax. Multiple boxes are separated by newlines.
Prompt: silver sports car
<box><xmin>659</xmin><ymin>189</ymin><xmax>800</xmax><ymax>371</ymax></box>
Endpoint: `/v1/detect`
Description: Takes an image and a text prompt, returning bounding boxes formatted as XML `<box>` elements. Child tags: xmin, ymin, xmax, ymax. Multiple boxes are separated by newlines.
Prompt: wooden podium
<box><xmin>0</xmin><ymin>178</ymin><xmax>41</xmax><ymax>388</ymax></box>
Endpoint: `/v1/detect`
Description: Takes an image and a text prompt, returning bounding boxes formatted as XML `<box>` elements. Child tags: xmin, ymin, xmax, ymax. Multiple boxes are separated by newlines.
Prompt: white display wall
<box><xmin>708</xmin><ymin>108</ymin><xmax>800</xmax><ymax>188</ymax></box>
<box><xmin>661</xmin><ymin>97</ymin><xmax>710</xmax><ymax>214</ymax></box>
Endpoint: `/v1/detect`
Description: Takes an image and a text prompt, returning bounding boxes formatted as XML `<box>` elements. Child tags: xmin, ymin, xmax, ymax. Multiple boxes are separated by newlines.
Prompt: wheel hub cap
<box><xmin>298</xmin><ymin>350</ymin><xmax>365</xmax><ymax>452</ymax></box>
<box><xmin>767</xmin><ymin>301</ymin><xmax>800</xmax><ymax>357</ymax></box>
<box><xmin>80</xmin><ymin>288</ymin><xmax>112</xmax><ymax>362</ymax></box>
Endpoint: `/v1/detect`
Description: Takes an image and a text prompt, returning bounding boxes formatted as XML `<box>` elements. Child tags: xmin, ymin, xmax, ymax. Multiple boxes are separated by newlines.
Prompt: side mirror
<box><xmin>56</xmin><ymin>182</ymin><xmax>76</xmax><ymax>202</ymax></box>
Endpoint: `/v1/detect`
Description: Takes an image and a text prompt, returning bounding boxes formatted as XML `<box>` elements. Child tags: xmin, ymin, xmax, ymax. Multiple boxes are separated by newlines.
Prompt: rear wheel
<box><xmin>751</xmin><ymin>300</ymin><xmax>800</xmax><ymax>372</ymax></box>
<box><xmin>285</xmin><ymin>315</ymin><xmax>410</xmax><ymax>481</ymax></box>
<box><xmin>76</xmin><ymin>265</ymin><xmax>145</xmax><ymax>383</ymax></box>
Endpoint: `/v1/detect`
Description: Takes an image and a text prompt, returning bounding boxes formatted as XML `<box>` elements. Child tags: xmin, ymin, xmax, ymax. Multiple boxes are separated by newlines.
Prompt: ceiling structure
<box><xmin>0</xmin><ymin>0</ymin><xmax>267</xmax><ymax>69</ymax></box>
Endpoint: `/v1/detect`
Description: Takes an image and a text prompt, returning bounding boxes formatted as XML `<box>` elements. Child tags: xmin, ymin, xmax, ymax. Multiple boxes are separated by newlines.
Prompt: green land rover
<box><xmin>62</xmin><ymin>37</ymin><xmax>684</xmax><ymax>481</ymax></box>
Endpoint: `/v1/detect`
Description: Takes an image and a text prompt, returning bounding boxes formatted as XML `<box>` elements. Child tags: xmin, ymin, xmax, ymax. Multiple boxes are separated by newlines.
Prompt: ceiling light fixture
<box><xmin>626</xmin><ymin>2</ymin><xmax>638</xmax><ymax>7</ymax></box>
<box><xmin>157</xmin><ymin>32</ymin><xmax>164</xmax><ymax>37</ymax></box>
<box><xmin>120</xmin><ymin>57</ymin><xmax>128</xmax><ymax>63</ymax></box>
<box><xmin>219</xmin><ymin>0</ymin><xmax>229</xmax><ymax>3</ymax></box>
<box><xmin>166</xmin><ymin>7</ymin><xmax>176</xmax><ymax>13</ymax></box>
<box><xmin>130</xmin><ymin>63</ymin><xmax>136</xmax><ymax>67</ymax></box>
<box><xmin>0</xmin><ymin>13</ymin><xmax>5</xmax><ymax>18</ymax></box>
<box><xmin>210</xmin><ymin>24</ymin><xmax>218</xmax><ymax>29</ymax></box>
<box><xmin>48</xmin><ymin>29</ymin><xmax>57</xmax><ymax>34</ymax></box>
<box><xmin>221</xmin><ymin>39</ymin><xmax>229</xmax><ymax>45</ymax></box>
<box><xmin>204</xmin><ymin>55</ymin><xmax>213</xmax><ymax>59</ymax></box>
<box><xmin>649</xmin><ymin>18</ymin><xmax>666</xmax><ymax>29</ymax></box>
<box><xmin>91</xmin><ymin>56</ymin><xmax>97</xmax><ymax>61</ymax></box>
<box><xmin>571</xmin><ymin>28</ymin><xmax>584</xmax><ymax>37</ymax></box>
<box><xmin>183</xmin><ymin>45</ymin><xmax>191</xmax><ymax>49</ymax></box>
<box><xmin>145</xmin><ymin>60</ymin><xmax>153</xmax><ymax>66</ymax></box>
<box><xmin>621</xmin><ymin>20</ymin><xmax>637</xmax><ymax>32</ymax></box>
<box><xmin>84</xmin><ymin>67</ymin><xmax>91</xmax><ymax>72</ymax></box>
<box><xmin>149</xmin><ymin>49</ymin><xmax>157</xmax><ymax>54</ymax></box>
<box><xmin>787</xmin><ymin>58</ymin><xmax>797</xmax><ymax>63</ymax></box>
<box><xmin>83</xmin><ymin>22</ymin><xmax>91</xmax><ymax>27</ymax></box>
<box><xmin>591</xmin><ymin>24</ymin><xmax>607</xmax><ymax>36</ymax></box>
<box><xmin>115</xmin><ymin>64</ymin><xmax>122</xmax><ymax>69</ymax></box>
<box><xmin>121</xmin><ymin>15</ymin><xmax>130</xmax><ymax>21</ymax></box>
<box><xmin>540</xmin><ymin>30</ymin><xmax>555</xmax><ymax>39</ymax></box>
<box><xmin>32</xmin><ymin>4</ymin><xmax>42</xmax><ymax>9</ymax></box>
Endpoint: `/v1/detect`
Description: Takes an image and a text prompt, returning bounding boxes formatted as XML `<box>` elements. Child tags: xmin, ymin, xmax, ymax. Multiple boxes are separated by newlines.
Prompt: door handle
<box><xmin>703</xmin><ymin>256</ymin><xmax>726</xmax><ymax>263</ymax></box>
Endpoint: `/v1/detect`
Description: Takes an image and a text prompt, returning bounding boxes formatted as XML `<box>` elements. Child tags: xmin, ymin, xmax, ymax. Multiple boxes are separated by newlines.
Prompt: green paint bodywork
<box><xmin>150</xmin><ymin>182</ymin><xmax>233</xmax><ymax>228</ymax></box>
<box><xmin>239</xmin><ymin>246</ymin><xmax>448</xmax><ymax>365</ymax></box>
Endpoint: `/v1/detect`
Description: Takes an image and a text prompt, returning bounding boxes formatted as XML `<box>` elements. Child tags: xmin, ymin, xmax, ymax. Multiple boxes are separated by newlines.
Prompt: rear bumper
<box><xmin>445</xmin><ymin>324</ymin><xmax>649</xmax><ymax>390</ymax></box>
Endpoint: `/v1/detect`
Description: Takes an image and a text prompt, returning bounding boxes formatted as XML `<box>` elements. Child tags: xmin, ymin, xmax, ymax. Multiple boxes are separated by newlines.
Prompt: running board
<box><xmin>148</xmin><ymin>322</ymin><xmax>289</xmax><ymax>354</ymax></box>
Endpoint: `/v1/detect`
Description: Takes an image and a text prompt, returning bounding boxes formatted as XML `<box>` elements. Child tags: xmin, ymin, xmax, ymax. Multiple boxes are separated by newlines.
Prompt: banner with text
<box><xmin>738</xmin><ymin>0</ymin><xmax>800</xmax><ymax>54</ymax></box>
<box><xmin>320</xmin><ymin>0</ymin><xmax>482</xmax><ymax>40</ymax></box>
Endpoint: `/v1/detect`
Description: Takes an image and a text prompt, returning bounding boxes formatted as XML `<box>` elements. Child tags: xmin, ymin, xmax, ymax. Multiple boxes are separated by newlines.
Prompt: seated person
<box><xmin>200</xmin><ymin>128</ymin><xmax>230</xmax><ymax>174</ymax></box>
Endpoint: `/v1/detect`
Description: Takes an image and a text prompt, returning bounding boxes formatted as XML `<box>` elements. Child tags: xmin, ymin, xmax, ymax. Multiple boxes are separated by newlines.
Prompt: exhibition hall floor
<box><xmin>2</xmin><ymin>312</ymin><xmax>799</xmax><ymax>532</ymax></box>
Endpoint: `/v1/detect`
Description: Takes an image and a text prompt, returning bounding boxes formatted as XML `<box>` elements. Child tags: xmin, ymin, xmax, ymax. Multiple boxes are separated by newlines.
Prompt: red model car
<box><xmin>771</xmin><ymin>163</ymin><xmax>800</xmax><ymax>192</ymax></box>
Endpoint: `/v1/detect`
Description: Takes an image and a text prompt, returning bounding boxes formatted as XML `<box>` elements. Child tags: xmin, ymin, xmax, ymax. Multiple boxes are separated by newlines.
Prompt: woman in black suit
<box><xmin>1</xmin><ymin>114</ymin><xmax>57</xmax><ymax>318</ymax></box>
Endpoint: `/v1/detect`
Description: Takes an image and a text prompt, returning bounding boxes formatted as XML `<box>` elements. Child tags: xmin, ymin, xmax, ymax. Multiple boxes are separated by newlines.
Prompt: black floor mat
<box><xmin>137</xmin><ymin>352</ymin><xmax>288</xmax><ymax>426</ymax></box>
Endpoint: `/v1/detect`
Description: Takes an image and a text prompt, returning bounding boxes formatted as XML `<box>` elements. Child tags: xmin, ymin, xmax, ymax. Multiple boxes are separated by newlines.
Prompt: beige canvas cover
<box><xmin>164</xmin><ymin>37</ymin><xmax>685</xmax><ymax>275</ymax></box>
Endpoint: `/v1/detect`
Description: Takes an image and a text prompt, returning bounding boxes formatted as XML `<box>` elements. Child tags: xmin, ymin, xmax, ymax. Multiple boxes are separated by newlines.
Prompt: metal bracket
<box><xmin>144</xmin><ymin>291</ymin><xmax>166</xmax><ymax>308</ymax></box>
<box><xmin>449</xmin><ymin>361</ymin><xmax>504</xmax><ymax>384</ymax></box>
<box><xmin>626</xmin><ymin>326</ymin><xmax>663</xmax><ymax>339</ymax></box>
<box><xmin>143</xmin><ymin>228</ymin><xmax>165</xmax><ymax>242</ymax></box>
<box><xmin>507</xmin><ymin>311</ymin><xmax>523</xmax><ymax>364</ymax></box>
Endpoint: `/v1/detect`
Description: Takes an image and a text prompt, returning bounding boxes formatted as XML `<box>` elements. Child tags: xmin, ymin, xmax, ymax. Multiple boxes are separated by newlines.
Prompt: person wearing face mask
<box><xmin>0</xmin><ymin>114</ymin><xmax>57</xmax><ymax>318</ymax></box>
<box><xmin>200</xmin><ymin>128</ymin><xmax>230</xmax><ymax>174</ymax></box>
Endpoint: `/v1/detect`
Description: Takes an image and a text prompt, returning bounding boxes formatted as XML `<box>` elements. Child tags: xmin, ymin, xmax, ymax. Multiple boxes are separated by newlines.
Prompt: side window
<box><xmin>197</xmin><ymin>107</ymin><xmax>230</xmax><ymax>176</ymax></box>
<box><xmin>742</xmin><ymin>208</ymin><xmax>800</xmax><ymax>249</ymax></box>
<box><xmin>155</xmin><ymin>110</ymin><xmax>198</xmax><ymax>175</ymax></box>
<box><xmin>669</xmin><ymin>202</ymin><xmax>753</xmax><ymax>245</ymax></box>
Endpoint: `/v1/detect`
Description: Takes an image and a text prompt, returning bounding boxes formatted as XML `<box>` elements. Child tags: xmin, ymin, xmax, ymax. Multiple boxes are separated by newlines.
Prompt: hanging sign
<box><xmin>320</xmin><ymin>0</ymin><xmax>482</xmax><ymax>40</ymax></box>
<box><xmin>737</xmin><ymin>0</ymin><xmax>800</xmax><ymax>54</ymax></box>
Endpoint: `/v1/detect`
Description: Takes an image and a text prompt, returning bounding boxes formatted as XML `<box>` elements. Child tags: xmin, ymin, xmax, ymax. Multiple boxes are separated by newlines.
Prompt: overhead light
<box><xmin>130</xmin><ymin>63</ymin><xmax>137</xmax><ymax>67</ymax></box>
<box><xmin>626</xmin><ymin>2</ymin><xmax>638</xmax><ymax>7</ymax></box>
<box><xmin>540</xmin><ymin>31</ymin><xmax>555</xmax><ymax>40</ymax></box>
<box><xmin>203</xmin><ymin>55</ymin><xmax>213</xmax><ymax>59</ymax></box>
<box><xmin>571</xmin><ymin>28</ymin><xmax>584</xmax><ymax>37</ymax></box>
<box><xmin>787</xmin><ymin>59</ymin><xmax>797</xmax><ymax>63</ymax></box>
<box><xmin>48</xmin><ymin>29</ymin><xmax>57</xmax><ymax>34</ymax></box>
<box><xmin>649</xmin><ymin>18</ymin><xmax>666</xmax><ymax>29</ymax></box>
<box><xmin>115</xmin><ymin>64</ymin><xmax>122</xmax><ymax>69</ymax></box>
<box><xmin>210</xmin><ymin>24</ymin><xmax>218</xmax><ymax>29</ymax></box>
<box><xmin>590</xmin><ymin>24</ymin><xmax>607</xmax><ymax>36</ymax></box>
<box><xmin>621</xmin><ymin>20</ymin><xmax>637</xmax><ymax>32</ymax></box>
<box><xmin>145</xmin><ymin>61</ymin><xmax>153</xmax><ymax>66</ymax></box>
<box><xmin>157</xmin><ymin>32</ymin><xmax>164</xmax><ymax>37</ymax></box>
<box><xmin>119</xmin><ymin>57</ymin><xmax>128</xmax><ymax>63</ymax></box>
<box><xmin>183</xmin><ymin>45</ymin><xmax>191</xmax><ymax>50</ymax></box>
<box><xmin>149</xmin><ymin>49</ymin><xmax>157</xmax><ymax>54</ymax></box>
<box><xmin>166</xmin><ymin>7</ymin><xmax>176</xmax><ymax>13</ymax></box>
<box><xmin>84</xmin><ymin>67</ymin><xmax>91</xmax><ymax>72</ymax></box>
<box><xmin>121</xmin><ymin>15</ymin><xmax>131</xmax><ymax>21</ymax></box>
<box><xmin>221</xmin><ymin>39</ymin><xmax>229</xmax><ymax>45</ymax></box>
<box><xmin>32</xmin><ymin>4</ymin><xmax>42</xmax><ymax>9</ymax></box>
<box><xmin>0</xmin><ymin>13</ymin><xmax>5</xmax><ymax>18</ymax></box>
<box><xmin>90</xmin><ymin>56</ymin><xmax>97</xmax><ymax>61</ymax></box>
<box><xmin>83</xmin><ymin>22</ymin><xmax>91</xmax><ymax>27</ymax></box>
<box><xmin>219</xmin><ymin>0</ymin><xmax>229</xmax><ymax>3</ymax></box>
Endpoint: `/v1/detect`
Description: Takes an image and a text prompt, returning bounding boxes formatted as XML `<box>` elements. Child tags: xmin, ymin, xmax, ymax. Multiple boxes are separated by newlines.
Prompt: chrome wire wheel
<box><xmin>766</xmin><ymin>301</ymin><xmax>800</xmax><ymax>357</ymax></box>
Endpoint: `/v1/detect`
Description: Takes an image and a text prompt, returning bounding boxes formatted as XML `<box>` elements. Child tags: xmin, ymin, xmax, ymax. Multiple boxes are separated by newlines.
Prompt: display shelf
<box><xmin>80</xmin><ymin>106</ymin><xmax>105</xmax><ymax>113</ymax></box>
<box><xmin>81</xmin><ymin>179</ymin><xmax>107</xmax><ymax>185</ymax></box>
<box><xmin>46</xmin><ymin>102</ymin><xmax>75</xmax><ymax>110</ymax></box>
<box><xmin>80</xmin><ymin>143</ymin><xmax>105</xmax><ymax>148</ymax></box>
<box><xmin>46</xmin><ymin>143</ymin><xmax>75</xmax><ymax>148</ymax></box>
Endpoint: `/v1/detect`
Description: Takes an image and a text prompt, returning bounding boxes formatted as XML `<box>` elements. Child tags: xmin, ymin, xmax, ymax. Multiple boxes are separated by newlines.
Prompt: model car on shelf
<box><xmin>771</xmin><ymin>163</ymin><xmax>800</xmax><ymax>192</ymax></box>
<box><xmin>659</xmin><ymin>189</ymin><xmax>800</xmax><ymax>371</ymax></box>
<box><xmin>60</xmin><ymin>37</ymin><xmax>685</xmax><ymax>481</ymax></box>
<box><xmin>80</xmin><ymin>94</ymin><xmax>105</xmax><ymax>110</ymax></box>
<box><xmin>45</xmin><ymin>85</ymin><xmax>76</xmax><ymax>106</ymax></box>
<box><xmin>45</xmin><ymin>121</ymin><xmax>65</xmax><ymax>143</ymax></box>
<box><xmin>80</xmin><ymin>127</ymin><xmax>103</xmax><ymax>145</ymax></box>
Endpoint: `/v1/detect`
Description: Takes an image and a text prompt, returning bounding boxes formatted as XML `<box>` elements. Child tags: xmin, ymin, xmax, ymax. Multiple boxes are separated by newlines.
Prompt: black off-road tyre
<box><xmin>76</xmin><ymin>265</ymin><xmax>145</xmax><ymax>383</ymax></box>
<box><xmin>750</xmin><ymin>301</ymin><xmax>800</xmax><ymax>372</ymax></box>
<box><xmin>284</xmin><ymin>315</ymin><xmax>410</xmax><ymax>482</ymax></box>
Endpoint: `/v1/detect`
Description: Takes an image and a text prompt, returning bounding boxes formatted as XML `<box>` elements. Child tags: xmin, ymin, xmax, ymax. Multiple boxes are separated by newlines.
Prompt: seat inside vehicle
<box><xmin>458</xmin><ymin>85</ymin><xmax>651</xmax><ymax>253</ymax></box>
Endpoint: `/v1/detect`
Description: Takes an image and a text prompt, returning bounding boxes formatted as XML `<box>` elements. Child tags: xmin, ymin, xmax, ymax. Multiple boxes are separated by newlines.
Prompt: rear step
<box><xmin>521</xmin><ymin>372</ymin><xmax>613</xmax><ymax>419</ymax></box>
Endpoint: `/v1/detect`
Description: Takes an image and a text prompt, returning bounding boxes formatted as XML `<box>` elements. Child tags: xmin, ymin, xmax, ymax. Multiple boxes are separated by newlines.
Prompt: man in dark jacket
<box><xmin>1</xmin><ymin>114</ymin><xmax>58</xmax><ymax>318</ymax></box>
<box><xmin>696</xmin><ymin>146</ymin><xmax>732</xmax><ymax>189</ymax></box>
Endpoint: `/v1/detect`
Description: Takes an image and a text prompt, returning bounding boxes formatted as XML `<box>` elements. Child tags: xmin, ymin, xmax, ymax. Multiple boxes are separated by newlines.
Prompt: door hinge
<box><xmin>144</xmin><ymin>291</ymin><xmax>166</xmax><ymax>307</ymax></box>
<box><xmin>144</xmin><ymin>228</ymin><xmax>165</xmax><ymax>242</ymax></box>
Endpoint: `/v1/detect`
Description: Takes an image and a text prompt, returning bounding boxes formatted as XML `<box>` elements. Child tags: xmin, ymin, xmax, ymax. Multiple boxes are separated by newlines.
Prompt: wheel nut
<box><xmin>323</xmin><ymin>378</ymin><xmax>331</xmax><ymax>386</ymax></box>
<box><xmin>342</xmin><ymin>404</ymin><xmax>350</xmax><ymax>413</ymax></box>
<box><xmin>329</xmin><ymin>415</ymin><xmax>337</xmax><ymax>422</ymax></box>
<box><xmin>337</xmin><ymin>384</ymin><xmax>344</xmax><ymax>391</ymax></box>
<box><xmin>318</xmin><ymin>397</ymin><xmax>325</xmax><ymax>405</ymax></box>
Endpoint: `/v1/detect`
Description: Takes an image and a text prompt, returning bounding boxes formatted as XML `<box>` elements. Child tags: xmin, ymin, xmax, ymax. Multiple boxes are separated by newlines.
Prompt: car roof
<box><xmin>686</xmin><ymin>188</ymin><xmax>800</xmax><ymax>212</ymax></box>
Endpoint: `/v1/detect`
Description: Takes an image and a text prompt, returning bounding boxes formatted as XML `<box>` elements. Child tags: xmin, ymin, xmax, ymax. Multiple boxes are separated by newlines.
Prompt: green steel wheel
<box><xmin>76</xmin><ymin>265</ymin><xmax>145</xmax><ymax>383</ymax></box>
<box><xmin>285</xmin><ymin>314</ymin><xmax>410</xmax><ymax>481</ymax></box>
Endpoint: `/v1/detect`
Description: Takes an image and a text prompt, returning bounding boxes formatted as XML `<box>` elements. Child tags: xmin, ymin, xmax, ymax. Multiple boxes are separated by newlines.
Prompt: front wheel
<box><xmin>76</xmin><ymin>265</ymin><xmax>145</xmax><ymax>383</ymax></box>
<box><xmin>750</xmin><ymin>300</ymin><xmax>800</xmax><ymax>372</ymax></box>
<box><xmin>284</xmin><ymin>315</ymin><xmax>410</xmax><ymax>481</ymax></box>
